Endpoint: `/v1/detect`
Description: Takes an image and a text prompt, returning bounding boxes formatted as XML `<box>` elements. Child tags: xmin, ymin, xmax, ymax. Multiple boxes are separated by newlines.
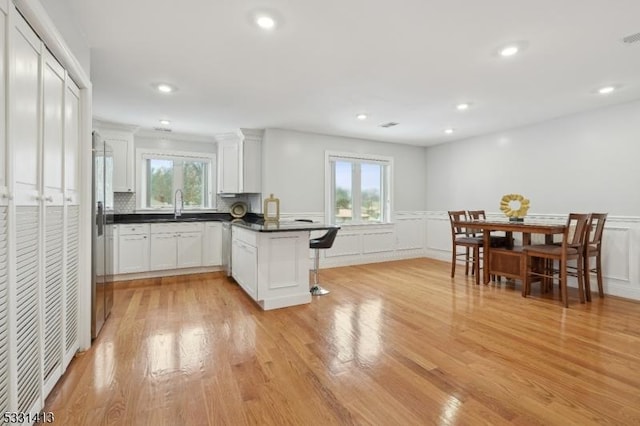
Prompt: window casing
<box><xmin>137</xmin><ymin>150</ymin><xmax>215</xmax><ymax>210</ymax></box>
<box><xmin>326</xmin><ymin>152</ymin><xmax>392</xmax><ymax>225</ymax></box>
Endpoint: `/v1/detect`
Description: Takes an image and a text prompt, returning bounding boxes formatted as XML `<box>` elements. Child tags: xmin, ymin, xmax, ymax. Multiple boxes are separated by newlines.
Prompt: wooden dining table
<box><xmin>453</xmin><ymin>219</ymin><xmax>567</xmax><ymax>290</ymax></box>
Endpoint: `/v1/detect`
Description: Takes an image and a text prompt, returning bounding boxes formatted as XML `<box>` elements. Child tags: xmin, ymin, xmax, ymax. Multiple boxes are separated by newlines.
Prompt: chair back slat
<box><xmin>586</xmin><ymin>213</ymin><xmax>608</xmax><ymax>247</ymax></box>
<box><xmin>448</xmin><ymin>210</ymin><xmax>469</xmax><ymax>237</ymax></box>
<box><xmin>566</xmin><ymin>213</ymin><xmax>590</xmax><ymax>247</ymax></box>
<box><xmin>466</xmin><ymin>210</ymin><xmax>486</xmax><ymax>236</ymax></box>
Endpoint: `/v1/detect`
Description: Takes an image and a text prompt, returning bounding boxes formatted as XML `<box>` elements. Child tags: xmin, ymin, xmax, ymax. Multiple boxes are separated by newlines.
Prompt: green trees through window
<box><xmin>144</xmin><ymin>155</ymin><xmax>211</xmax><ymax>209</ymax></box>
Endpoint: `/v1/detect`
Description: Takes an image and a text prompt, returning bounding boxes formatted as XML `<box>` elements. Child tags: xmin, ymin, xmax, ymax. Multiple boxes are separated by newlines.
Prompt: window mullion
<box><xmin>353</xmin><ymin>162</ymin><xmax>361</xmax><ymax>224</ymax></box>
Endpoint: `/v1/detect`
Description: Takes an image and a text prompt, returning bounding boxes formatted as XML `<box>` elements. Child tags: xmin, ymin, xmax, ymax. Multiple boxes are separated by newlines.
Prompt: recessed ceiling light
<box><xmin>598</xmin><ymin>86</ymin><xmax>616</xmax><ymax>95</ymax></box>
<box><xmin>500</xmin><ymin>45</ymin><xmax>520</xmax><ymax>57</ymax></box>
<box><xmin>444</xmin><ymin>128</ymin><xmax>454</xmax><ymax>135</ymax></box>
<box><xmin>159</xmin><ymin>119</ymin><xmax>171</xmax><ymax>126</ymax></box>
<box><xmin>256</xmin><ymin>15</ymin><xmax>276</xmax><ymax>29</ymax></box>
<box><xmin>456</xmin><ymin>103</ymin><xmax>470</xmax><ymax>111</ymax></box>
<box><xmin>155</xmin><ymin>83</ymin><xmax>176</xmax><ymax>93</ymax></box>
<box><xmin>357</xmin><ymin>113</ymin><xmax>368</xmax><ymax>120</ymax></box>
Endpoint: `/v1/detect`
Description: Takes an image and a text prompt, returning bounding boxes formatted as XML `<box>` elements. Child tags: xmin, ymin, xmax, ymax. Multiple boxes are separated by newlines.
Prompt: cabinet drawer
<box><xmin>233</xmin><ymin>226</ymin><xmax>257</xmax><ymax>247</ymax></box>
<box><xmin>118</xmin><ymin>223</ymin><xmax>150</xmax><ymax>235</ymax></box>
<box><xmin>150</xmin><ymin>222</ymin><xmax>202</xmax><ymax>234</ymax></box>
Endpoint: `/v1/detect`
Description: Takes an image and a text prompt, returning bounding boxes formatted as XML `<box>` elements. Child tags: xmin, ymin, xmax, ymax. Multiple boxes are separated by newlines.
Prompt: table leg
<box><xmin>483</xmin><ymin>229</ymin><xmax>490</xmax><ymax>284</ymax></box>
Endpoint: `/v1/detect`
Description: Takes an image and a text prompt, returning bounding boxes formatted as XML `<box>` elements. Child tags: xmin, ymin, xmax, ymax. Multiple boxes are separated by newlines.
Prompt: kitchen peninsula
<box><xmin>231</xmin><ymin>221</ymin><xmax>339</xmax><ymax>310</ymax></box>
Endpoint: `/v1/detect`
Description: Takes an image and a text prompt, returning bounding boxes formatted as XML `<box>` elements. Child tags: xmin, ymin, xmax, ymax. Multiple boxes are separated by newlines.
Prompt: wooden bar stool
<box><xmin>584</xmin><ymin>213</ymin><xmax>607</xmax><ymax>300</ymax></box>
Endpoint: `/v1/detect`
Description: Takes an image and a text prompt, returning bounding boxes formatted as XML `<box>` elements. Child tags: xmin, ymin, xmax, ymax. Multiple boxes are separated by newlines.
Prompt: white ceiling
<box><xmin>64</xmin><ymin>0</ymin><xmax>640</xmax><ymax>146</ymax></box>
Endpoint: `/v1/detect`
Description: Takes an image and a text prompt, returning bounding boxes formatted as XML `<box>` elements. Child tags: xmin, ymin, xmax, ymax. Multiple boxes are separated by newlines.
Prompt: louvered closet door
<box><xmin>12</xmin><ymin>12</ymin><xmax>43</xmax><ymax>413</ymax></box>
<box><xmin>0</xmin><ymin>207</ymin><xmax>9</xmax><ymax>420</ymax></box>
<box><xmin>43</xmin><ymin>207</ymin><xmax>63</xmax><ymax>383</ymax></box>
<box><xmin>65</xmin><ymin>205</ymin><xmax>80</xmax><ymax>355</ymax></box>
<box><xmin>15</xmin><ymin>207</ymin><xmax>41</xmax><ymax>412</ymax></box>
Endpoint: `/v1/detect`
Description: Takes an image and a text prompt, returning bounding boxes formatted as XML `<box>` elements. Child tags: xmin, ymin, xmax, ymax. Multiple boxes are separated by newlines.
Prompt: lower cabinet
<box><xmin>232</xmin><ymin>226</ymin><xmax>311</xmax><ymax>310</ymax></box>
<box><xmin>115</xmin><ymin>221</ymin><xmax>222</xmax><ymax>277</ymax></box>
<box><xmin>118</xmin><ymin>224</ymin><xmax>150</xmax><ymax>274</ymax></box>
<box><xmin>177</xmin><ymin>231</ymin><xmax>203</xmax><ymax>268</ymax></box>
<box><xmin>232</xmin><ymin>239</ymin><xmax>258</xmax><ymax>299</ymax></box>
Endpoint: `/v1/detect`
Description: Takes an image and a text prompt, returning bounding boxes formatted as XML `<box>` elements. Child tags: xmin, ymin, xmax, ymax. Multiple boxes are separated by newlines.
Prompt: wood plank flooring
<box><xmin>44</xmin><ymin>258</ymin><xmax>640</xmax><ymax>425</ymax></box>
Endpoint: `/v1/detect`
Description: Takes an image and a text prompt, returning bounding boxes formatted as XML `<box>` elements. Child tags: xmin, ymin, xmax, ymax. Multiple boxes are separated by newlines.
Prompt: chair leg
<box><xmin>474</xmin><ymin>247</ymin><xmax>480</xmax><ymax>285</ymax></box>
<box><xmin>451</xmin><ymin>247</ymin><xmax>456</xmax><ymax>278</ymax></box>
<box><xmin>522</xmin><ymin>255</ymin><xmax>530</xmax><ymax>297</ymax></box>
<box><xmin>584</xmin><ymin>254</ymin><xmax>592</xmax><ymax>302</ymax></box>
<box><xmin>596</xmin><ymin>254</ymin><xmax>604</xmax><ymax>297</ymax></box>
<box><xmin>577</xmin><ymin>255</ymin><xmax>585</xmax><ymax>304</ymax></box>
<box><xmin>464</xmin><ymin>247</ymin><xmax>470</xmax><ymax>276</ymax></box>
<box><xmin>310</xmin><ymin>248</ymin><xmax>329</xmax><ymax>296</ymax></box>
<box><xmin>560</xmin><ymin>260</ymin><xmax>568</xmax><ymax>308</ymax></box>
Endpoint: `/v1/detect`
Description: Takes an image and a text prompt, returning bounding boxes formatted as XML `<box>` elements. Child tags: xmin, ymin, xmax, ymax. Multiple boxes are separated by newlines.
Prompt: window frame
<box><xmin>135</xmin><ymin>148</ymin><xmax>216</xmax><ymax>211</ymax></box>
<box><xmin>325</xmin><ymin>151</ymin><xmax>393</xmax><ymax>225</ymax></box>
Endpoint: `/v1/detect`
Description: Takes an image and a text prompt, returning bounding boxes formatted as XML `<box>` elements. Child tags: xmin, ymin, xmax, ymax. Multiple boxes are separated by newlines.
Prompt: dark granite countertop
<box><xmin>232</xmin><ymin>220</ymin><xmax>340</xmax><ymax>233</ymax></box>
<box><xmin>114</xmin><ymin>212</ymin><xmax>263</xmax><ymax>224</ymax></box>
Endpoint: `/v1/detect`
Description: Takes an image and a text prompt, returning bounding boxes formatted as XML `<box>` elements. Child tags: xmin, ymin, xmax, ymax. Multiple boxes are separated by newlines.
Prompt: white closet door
<box><xmin>43</xmin><ymin>207</ymin><xmax>63</xmax><ymax>385</ymax></box>
<box><xmin>64</xmin><ymin>79</ymin><xmax>80</xmax><ymax>196</ymax></box>
<box><xmin>15</xmin><ymin>207</ymin><xmax>41</xmax><ymax>412</ymax></box>
<box><xmin>0</xmin><ymin>207</ymin><xmax>9</xmax><ymax>418</ymax></box>
<box><xmin>42</xmin><ymin>50</ymin><xmax>65</xmax><ymax>205</ymax></box>
<box><xmin>11</xmin><ymin>13</ymin><xmax>41</xmax><ymax>206</ymax></box>
<box><xmin>64</xmin><ymin>205</ymin><xmax>80</xmax><ymax>358</ymax></box>
<box><xmin>0</xmin><ymin>4</ymin><xmax>7</xmax><ymax>193</ymax></box>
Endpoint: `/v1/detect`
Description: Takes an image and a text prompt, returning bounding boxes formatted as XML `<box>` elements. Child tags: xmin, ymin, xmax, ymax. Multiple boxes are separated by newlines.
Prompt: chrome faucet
<box><xmin>174</xmin><ymin>189</ymin><xmax>184</xmax><ymax>219</ymax></box>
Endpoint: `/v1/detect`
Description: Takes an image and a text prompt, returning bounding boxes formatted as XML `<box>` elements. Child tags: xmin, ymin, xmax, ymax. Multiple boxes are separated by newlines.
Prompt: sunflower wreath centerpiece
<box><xmin>500</xmin><ymin>193</ymin><xmax>530</xmax><ymax>222</ymax></box>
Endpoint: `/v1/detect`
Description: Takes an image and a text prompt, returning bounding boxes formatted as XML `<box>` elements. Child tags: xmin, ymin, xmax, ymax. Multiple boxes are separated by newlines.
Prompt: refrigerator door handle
<box><xmin>97</xmin><ymin>201</ymin><xmax>104</xmax><ymax>236</ymax></box>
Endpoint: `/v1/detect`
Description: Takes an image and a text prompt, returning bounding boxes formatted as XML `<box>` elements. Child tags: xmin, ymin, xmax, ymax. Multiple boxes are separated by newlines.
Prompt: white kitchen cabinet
<box><xmin>216</xmin><ymin>129</ymin><xmax>262</xmax><ymax>194</ymax></box>
<box><xmin>150</xmin><ymin>232</ymin><xmax>177</xmax><ymax>270</ymax></box>
<box><xmin>64</xmin><ymin>79</ymin><xmax>81</xmax><ymax>199</ymax></box>
<box><xmin>95</xmin><ymin>129</ymin><xmax>134</xmax><ymax>193</ymax></box>
<box><xmin>203</xmin><ymin>222</ymin><xmax>222</xmax><ymax>266</ymax></box>
<box><xmin>118</xmin><ymin>224</ymin><xmax>150</xmax><ymax>273</ymax></box>
<box><xmin>177</xmin><ymin>232</ymin><xmax>203</xmax><ymax>268</ymax></box>
<box><xmin>232</xmin><ymin>239</ymin><xmax>258</xmax><ymax>300</ymax></box>
<box><xmin>148</xmin><ymin>222</ymin><xmax>203</xmax><ymax>271</ymax></box>
<box><xmin>231</xmin><ymin>225</ymin><xmax>311</xmax><ymax>310</ymax></box>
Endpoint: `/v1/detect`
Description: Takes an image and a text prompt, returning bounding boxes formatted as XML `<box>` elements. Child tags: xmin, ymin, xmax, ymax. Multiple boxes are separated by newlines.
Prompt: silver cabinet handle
<box><xmin>1</xmin><ymin>193</ymin><xmax>12</xmax><ymax>200</ymax></box>
<box><xmin>45</xmin><ymin>196</ymin><xmax>53</xmax><ymax>202</ymax></box>
<box><xmin>65</xmin><ymin>197</ymin><xmax>73</xmax><ymax>202</ymax></box>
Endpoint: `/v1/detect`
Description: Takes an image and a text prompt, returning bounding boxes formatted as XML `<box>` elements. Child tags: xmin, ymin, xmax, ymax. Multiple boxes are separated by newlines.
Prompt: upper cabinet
<box><xmin>216</xmin><ymin>129</ymin><xmax>263</xmax><ymax>194</ymax></box>
<box><xmin>0</xmin><ymin>3</ymin><xmax>6</xmax><ymax>198</ymax></box>
<box><xmin>93</xmin><ymin>125</ymin><xmax>135</xmax><ymax>193</ymax></box>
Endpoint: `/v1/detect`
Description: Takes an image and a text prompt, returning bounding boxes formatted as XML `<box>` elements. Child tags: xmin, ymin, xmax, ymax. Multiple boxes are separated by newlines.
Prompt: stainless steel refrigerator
<box><xmin>92</xmin><ymin>131</ymin><xmax>114</xmax><ymax>338</ymax></box>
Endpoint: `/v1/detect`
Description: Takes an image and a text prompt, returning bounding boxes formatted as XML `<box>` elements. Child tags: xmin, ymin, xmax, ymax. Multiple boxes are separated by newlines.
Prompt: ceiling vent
<box><xmin>153</xmin><ymin>127</ymin><xmax>172</xmax><ymax>132</ymax></box>
<box><xmin>379</xmin><ymin>122</ymin><xmax>399</xmax><ymax>128</ymax></box>
<box><xmin>623</xmin><ymin>32</ymin><xmax>640</xmax><ymax>44</ymax></box>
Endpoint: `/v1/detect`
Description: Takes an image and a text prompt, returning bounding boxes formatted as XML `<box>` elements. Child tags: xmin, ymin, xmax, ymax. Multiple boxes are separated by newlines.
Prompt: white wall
<box><xmin>262</xmin><ymin>128</ymin><xmax>427</xmax><ymax>214</ymax></box>
<box><xmin>424</xmin><ymin>100</ymin><xmax>640</xmax><ymax>300</ymax></box>
<box><xmin>426</xmin><ymin>100</ymin><xmax>640</xmax><ymax>215</ymax></box>
<box><xmin>37</xmin><ymin>0</ymin><xmax>90</xmax><ymax>77</ymax></box>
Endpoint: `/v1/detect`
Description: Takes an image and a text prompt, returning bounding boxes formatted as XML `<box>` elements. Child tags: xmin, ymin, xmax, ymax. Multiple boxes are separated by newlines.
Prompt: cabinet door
<box><xmin>107</xmin><ymin>135</ymin><xmax>134</xmax><ymax>192</ymax></box>
<box><xmin>203</xmin><ymin>222</ymin><xmax>222</xmax><ymax>266</ymax></box>
<box><xmin>0</xmin><ymin>206</ymin><xmax>9</xmax><ymax>416</ymax></box>
<box><xmin>232</xmin><ymin>240</ymin><xmax>257</xmax><ymax>300</ymax></box>
<box><xmin>218</xmin><ymin>141</ymin><xmax>240</xmax><ymax>193</ymax></box>
<box><xmin>149</xmin><ymin>233</ymin><xmax>177</xmax><ymax>271</ymax></box>
<box><xmin>0</xmin><ymin>6</ymin><xmax>6</xmax><ymax>194</ymax></box>
<box><xmin>177</xmin><ymin>232</ymin><xmax>202</xmax><ymax>268</ymax></box>
<box><xmin>64</xmin><ymin>79</ymin><xmax>80</xmax><ymax>196</ymax></box>
<box><xmin>242</xmin><ymin>137</ymin><xmax>261</xmax><ymax>193</ymax></box>
<box><xmin>118</xmin><ymin>234</ymin><xmax>149</xmax><ymax>273</ymax></box>
<box><xmin>43</xmin><ymin>206</ymin><xmax>63</xmax><ymax>384</ymax></box>
<box><xmin>11</xmin><ymin>13</ymin><xmax>41</xmax><ymax>205</ymax></box>
<box><xmin>42</xmin><ymin>51</ymin><xmax>65</xmax><ymax>204</ymax></box>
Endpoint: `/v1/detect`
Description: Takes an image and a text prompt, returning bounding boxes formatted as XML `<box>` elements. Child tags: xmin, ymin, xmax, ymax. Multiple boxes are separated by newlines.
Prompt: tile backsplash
<box><xmin>114</xmin><ymin>192</ymin><xmax>136</xmax><ymax>213</ymax></box>
<box><xmin>113</xmin><ymin>192</ymin><xmax>261</xmax><ymax>214</ymax></box>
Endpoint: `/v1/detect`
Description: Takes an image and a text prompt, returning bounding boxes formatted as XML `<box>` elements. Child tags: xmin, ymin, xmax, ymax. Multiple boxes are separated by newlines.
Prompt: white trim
<box><xmin>135</xmin><ymin>148</ymin><xmax>216</xmax><ymax>211</ymax></box>
<box><xmin>324</xmin><ymin>150</ymin><xmax>393</xmax><ymax>226</ymax></box>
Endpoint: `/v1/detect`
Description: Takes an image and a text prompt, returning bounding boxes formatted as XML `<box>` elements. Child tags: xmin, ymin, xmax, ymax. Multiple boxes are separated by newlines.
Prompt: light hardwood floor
<box><xmin>44</xmin><ymin>258</ymin><xmax>640</xmax><ymax>425</ymax></box>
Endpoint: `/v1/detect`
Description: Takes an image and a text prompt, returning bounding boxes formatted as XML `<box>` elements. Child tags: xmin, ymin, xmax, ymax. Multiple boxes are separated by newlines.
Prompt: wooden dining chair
<box><xmin>448</xmin><ymin>210</ymin><xmax>483</xmax><ymax>284</ymax></box>
<box><xmin>584</xmin><ymin>213</ymin><xmax>607</xmax><ymax>300</ymax></box>
<box><xmin>467</xmin><ymin>210</ymin><xmax>510</xmax><ymax>248</ymax></box>
<box><xmin>522</xmin><ymin>213</ymin><xmax>590</xmax><ymax>307</ymax></box>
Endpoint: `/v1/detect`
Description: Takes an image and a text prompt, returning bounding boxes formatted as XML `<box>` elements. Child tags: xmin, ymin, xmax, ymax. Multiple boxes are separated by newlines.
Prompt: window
<box><xmin>137</xmin><ymin>150</ymin><xmax>215</xmax><ymax>210</ymax></box>
<box><xmin>326</xmin><ymin>152</ymin><xmax>392</xmax><ymax>224</ymax></box>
